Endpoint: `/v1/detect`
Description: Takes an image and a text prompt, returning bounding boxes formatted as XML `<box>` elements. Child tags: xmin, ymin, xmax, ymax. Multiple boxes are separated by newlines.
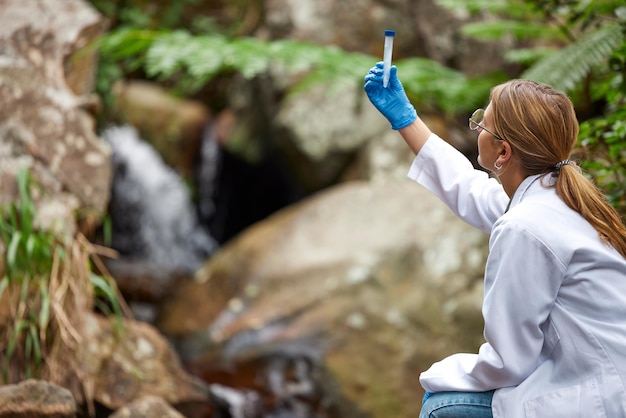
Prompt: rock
<box><xmin>273</xmin><ymin>80</ymin><xmax>389</xmax><ymax>190</ymax></box>
<box><xmin>0</xmin><ymin>0</ymin><xmax>111</xmax><ymax>229</ymax></box>
<box><xmin>109</xmin><ymin>395</ymin><xmax>185</xmax><ymax>418</ymax></box>
<box><xmin>157</xmin><ymin>178</ymin><xmax>489</xmax><ymax>417</ymax></box>
<box><xmin>0</xmin><ymin>4</ymin><xmax>211</xmax><ymax>416</ymax></box>
<box><xmin>0</xmin><ymin>379</ymin><xmax>77</xmax><ymax>418</ymax></box>
<box><xmin>257</xmin><ymin>0</ymin><xmax>510</xmax><ymax>75</ymax></box>
<box><xmin>111</xmin><ymin>81</ymin><xmax>211</xmax><ymax>176</ymax></box>
<box><xmin>81</xmin><ymin>313</ymin><xmax>209</xmax><ymax>411</ymax></box>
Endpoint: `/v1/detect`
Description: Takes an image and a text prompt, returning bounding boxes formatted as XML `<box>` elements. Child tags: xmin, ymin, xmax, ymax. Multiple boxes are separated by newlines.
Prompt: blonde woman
<box><xmin>364</xmin><ymin>61</ymin><xmax>626</xmax><ymax>418</ymax></box>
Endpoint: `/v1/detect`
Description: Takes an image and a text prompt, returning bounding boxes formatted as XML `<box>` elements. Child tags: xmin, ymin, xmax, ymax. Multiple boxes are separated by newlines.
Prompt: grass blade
<box><xmin>6</xmin><ymin>232</ymin><xmax>22</xmax><ymax>271</ymax></box>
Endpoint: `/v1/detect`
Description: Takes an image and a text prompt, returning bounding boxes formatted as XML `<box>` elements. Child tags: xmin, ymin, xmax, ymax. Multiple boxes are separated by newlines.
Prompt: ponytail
<box><xmin>556</xmin><ymin>164</ymin><xmax>626</xmax><ymax>258</ymax></box>
<box><xmin>489</xmin><ymin>79</ymin><xmax>626</xmax><ymax>258</ymax></box>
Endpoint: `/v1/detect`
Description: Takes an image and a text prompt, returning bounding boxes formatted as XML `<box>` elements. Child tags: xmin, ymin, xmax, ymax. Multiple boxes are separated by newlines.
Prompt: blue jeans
<box><xmin>419</xmin><ymin>391</ymin><xmax>495</xmax><ymax>418</ymax></box>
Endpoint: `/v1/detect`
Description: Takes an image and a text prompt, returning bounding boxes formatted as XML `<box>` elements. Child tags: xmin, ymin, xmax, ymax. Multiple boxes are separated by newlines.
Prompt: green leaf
<box><xmin>0</xmin><ymin>276</ymin><xmax>8</xmax><ymax>300</ymax></box>
<box><xmin>522</xmin><ymin>23</ymin><xmax>624</xmax><ymax>92</ymax></box>
<box><xmin>504</xmin><ymin>47</ymin><xmax>554</xmax><ymax>65</ymax></box>
<box><xmin>25</xmin><ymin>235</ymin><xmax>36</xmax><ymax>258</ymax></box>
<box><xmin>462</xmin><ymin>21</ymin><xmax>564</xmax><ymax>41</ymax></box>
<box><xmin>19</xmin><ymin>274</ymin><xmax>29</xmax><ymax>306</ymax></box>
<box><xmin>99</xmin><ymin>28</ymin><xmax>160</xmax><ymax>60</ymax></box>
<box><xmin>225</xmin><ymin>37</ymin><xmax>270</xmax><ymax>78</ymax></box>
<box><xmin>91</xmin><ymin>273</ymin><xmax>123</xmax><ymax>319</ymax></box>
<box><xmin>145</xmin><ymin>30</ymin><xmax>195</xmax><ymax>78</ymax></box>
<box><xmin>396</xmin><ymin>58</ymin><xmax>505</xmax><ymax>114</ymax></box>
<box><xmin>27</xmin><ymin>323</ymin><xmax>42</xmax><ymax>370</ymax></box>
<box><xmin>7</xmin><ymin>231</ymin><xmax>22</xmax><ymax>271</ymax></box>
<box><xmin>435</xmin><ymin>0</ymin><xmax>511</xmax><ymax>14</ymax></box>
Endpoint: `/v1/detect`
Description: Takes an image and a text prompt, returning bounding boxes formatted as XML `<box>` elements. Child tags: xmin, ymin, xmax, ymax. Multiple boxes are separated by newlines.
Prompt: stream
<box><xmin>101</xmin><ymin>123</ymin><xmax>317</xmax><ymax>417</ymax></box>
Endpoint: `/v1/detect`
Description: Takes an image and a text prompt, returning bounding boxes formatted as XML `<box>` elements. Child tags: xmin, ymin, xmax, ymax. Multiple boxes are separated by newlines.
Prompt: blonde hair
<box><xmin>490</xmin><ymin>79</ymin><xmax>626</xmax><ymax>258</ymax></box>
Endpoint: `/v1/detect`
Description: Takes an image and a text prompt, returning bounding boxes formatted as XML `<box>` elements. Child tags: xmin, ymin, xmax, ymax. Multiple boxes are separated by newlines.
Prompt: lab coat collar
<box><xmin>506</xmin><ymin>174</ymin><xmax>547</xmax><ymax>212</ymax></box>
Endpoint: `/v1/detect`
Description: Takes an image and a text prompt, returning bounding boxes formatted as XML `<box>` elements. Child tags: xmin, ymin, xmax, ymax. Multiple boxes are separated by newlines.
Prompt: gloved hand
<box><xmin>364</xmin><ymin>61</ymin><xmax>417</xmax><ymax>130</ymax></box>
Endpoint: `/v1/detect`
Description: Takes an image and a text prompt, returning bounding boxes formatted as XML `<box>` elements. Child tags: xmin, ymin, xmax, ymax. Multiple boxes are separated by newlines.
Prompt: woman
<box><xmin>364</xmin><ymin>61</ymin><xmax>626</xmax><ymax>417</ymax></box>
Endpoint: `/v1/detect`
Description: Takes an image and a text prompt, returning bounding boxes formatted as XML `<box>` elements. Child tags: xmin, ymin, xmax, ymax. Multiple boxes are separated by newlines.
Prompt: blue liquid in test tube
<box><xmin>383</xmin><ymin>30</ymin><xmax>395</xmax><ymax>88</ymax></box>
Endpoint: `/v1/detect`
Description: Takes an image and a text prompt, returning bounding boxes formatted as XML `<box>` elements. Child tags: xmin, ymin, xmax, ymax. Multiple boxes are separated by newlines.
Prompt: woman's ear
<box><xmin>496</xmin><ymin>140</ymin><xmax>513</xmax><ymax>168</ymax></box>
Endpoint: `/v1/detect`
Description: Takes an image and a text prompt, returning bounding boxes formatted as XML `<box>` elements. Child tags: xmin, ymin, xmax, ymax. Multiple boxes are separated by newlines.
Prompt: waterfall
<box><xmin>195</xmin><ymin>119</ymin><xmax>305</xmax><ymax>245</ymax></box>
<box><xmin>102</xmin><ymin>125</ymin><xmax>218</xmax><ymax>275</ymax></box>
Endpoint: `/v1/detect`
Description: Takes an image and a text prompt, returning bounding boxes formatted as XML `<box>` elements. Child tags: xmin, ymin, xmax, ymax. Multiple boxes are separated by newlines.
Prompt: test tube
<box><xmin>383</xmin><ymin>30</ymin><xmax>395</xmax><ymax>88</ymax></box>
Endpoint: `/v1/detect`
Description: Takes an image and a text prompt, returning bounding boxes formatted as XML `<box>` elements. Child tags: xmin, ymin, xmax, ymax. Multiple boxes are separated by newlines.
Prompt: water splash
<box><xmin>102</xmin><ymin>125</ymin><xmax>218</xmax><ymax>274</ymax></box>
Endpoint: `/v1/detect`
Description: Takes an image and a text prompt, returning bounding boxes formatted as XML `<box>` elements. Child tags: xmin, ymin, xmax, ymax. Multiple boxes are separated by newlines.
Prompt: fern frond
<box><xmin>521</xmin><ymin>23</ymin><xmax>624</xmax><ymax>92</ymax></box>
<box><xmin>98</xmin><ymin>28</ymin><xmax>160</xmax><ymax>71</ymax></box>
<box><xmin>461</xmin><ymin>21</ymin><xmax>565</xmax><ymax>41</ymax></box>
<box><xmin>224</xmin><ymin>37</ymin><xmax>271</xmax><ymax>78</ymax></box>
<box><xmin>143</xmin><ymin>31</ymin><xmax>375</xmax><ymax>94</ymax></box>
<box><xmin>504</xmin><ymin>47</ymin><xmax>554</xmax><ymax>65</ymax></box>
<box><xmin>100</xmin><ymin>27</ymin><xmax>493</xmax><ymax>114</ymax></box>
<box><xmin>145</xmin><ymin>30</ymin><xmax>195</xmax><ymax>79</ymax></box>
<box><xmin>144</xmin><ymin>31</ymin><xmax>231</xmax><ymax>92</ymax></box>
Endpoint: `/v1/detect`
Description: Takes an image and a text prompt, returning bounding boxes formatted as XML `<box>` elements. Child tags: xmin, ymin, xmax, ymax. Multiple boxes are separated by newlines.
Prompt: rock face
<box><xmin>82</xmin><ymin>313</ymin><xmax>208</xmax><ymax>410</ymax></box>
<box><xmin>0</xmin><ymin>0</ymin><xmax>111</xmax><ymax>220</ymax></box>
<box><xmin>0</xmin><ymin>0</ymin><xmax>211</xmax><ymax>415</ymax></box>
<box><xmin>0</xmin><ymin>380</ymin><xmax>77</xmax><ymax>418</ymax></box>
<box><xmin>159</xmin><ymin>178</ymin><xmax>489</xmax><ymax>417</ymax></box>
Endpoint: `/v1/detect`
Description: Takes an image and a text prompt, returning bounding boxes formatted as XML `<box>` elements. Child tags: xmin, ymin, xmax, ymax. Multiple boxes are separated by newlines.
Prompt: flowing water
<box><xmin>102</xmin><ymin>125</ymin><xmax>218</xmax><ymax>274</ymax></box>
<box><xmin>101</xmin><ymin>125</ymin><xmax>325</xmax><ymax>417</ymax></box>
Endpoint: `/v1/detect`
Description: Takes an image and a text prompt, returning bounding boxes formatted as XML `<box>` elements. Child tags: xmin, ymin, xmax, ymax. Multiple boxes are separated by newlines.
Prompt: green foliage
<box><xmin>93</xmin><ymin>28</ymin><xmax>160</xmax><ymax>114</ymax></box>
<box><xmin>91</xmin><ymin>273</ymin><xmax>124</xmax><ymax>333</ymax></box>
<box><xmin>437</xmin><ymin>0</ymin><xmax>626</xmax><ymax>217</ymax></box>
<box><xmin>436</xmin><ymin>0</ymin><xmax>519</xmax><ymax>15</ymax></box>
<box><xmin>0</xmin><ymin>170</ymin><xmax>57</xmax><ymax>279</ymax></box>
<box><xmin>98</xmin><ymin>28</ymin><xmax>373</xmax><ymax>93</ymax></box>
<box><xmin>0</xmin><ymin>168</ymin><xmax>125</xmax><ymax>382</ymax></box>
<box><xmin>579</xmin><ymin>110</ymin><xmax>626</xmax><ymax>212</ymax></box>
<box><xmin>0</xmin><ymin>169</ymin><xmax>55</xmax><ymax>380</ymax></box>
<box><xmin>521</xmin><ymin>23</ymin><xmax>624</xmax><ymax>93</ymax></box>
<box><xmin>91</xmin><ymin>0</ymin><xmax>626</xmax><ymax>208</ymax></box>
<box><xmin>503</xmin><ymin>47</ymin><xmax>554</xmax><ymax>66</ymax></box>
<box><xmin>397</xmin><ymin>58</ymin><xmax>506</xmax><ymax>114</ymax></box>
<box><xmin>95</xmin><ymin>27</ymin><xmax>491</xmax><ymax>114</ymax></box>
<box><xmin>461</xmin><ymin>21</ymin><xmax>564</xmax><ymax>42</ymax></box>
<box><xmin>577</xmin><ymin>38</ymin><xmax>626</xmax><ymax>212</ymax></box>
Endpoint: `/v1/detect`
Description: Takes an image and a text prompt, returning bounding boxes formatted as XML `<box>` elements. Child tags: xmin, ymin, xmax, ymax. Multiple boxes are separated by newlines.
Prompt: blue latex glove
<box><xmin>422</xmin><ymin>391</ymin><xmax>434</xmax><ymax>405</ymax></box>
<box><xmin>364</xmin><ymin>61</ymin><xmax>417</xmax><ymax>130</ymax></box>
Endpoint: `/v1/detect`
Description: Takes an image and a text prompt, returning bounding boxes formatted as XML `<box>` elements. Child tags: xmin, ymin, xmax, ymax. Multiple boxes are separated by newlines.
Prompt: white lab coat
<box><xmin>407</xmin><ymin>133</ymin><xmax>626</xmax><ymax>417</ymax></box>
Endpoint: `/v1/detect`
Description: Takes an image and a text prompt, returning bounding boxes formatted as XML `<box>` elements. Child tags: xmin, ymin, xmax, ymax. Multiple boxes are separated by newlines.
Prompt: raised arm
<box><xmin>364</xmin><ymin>62</ymin><xmax>508</xmax><ymax>231</ymax></box>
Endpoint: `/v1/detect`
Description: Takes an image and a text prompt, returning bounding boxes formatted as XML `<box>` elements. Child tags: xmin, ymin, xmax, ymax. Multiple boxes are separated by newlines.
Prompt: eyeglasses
<box><xmin>469</xmin><ymin>108</ymin><xmax>504</xmax><ymax>141</ymax></box>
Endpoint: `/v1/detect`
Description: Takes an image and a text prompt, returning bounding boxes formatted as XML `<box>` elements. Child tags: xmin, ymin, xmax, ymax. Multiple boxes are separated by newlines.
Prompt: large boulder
<box><xmin>0</xmin><ymin>0</ymin><xmax>111</xmax><ymax>238</ymax></box>
<box><xmin>158</xmin><ymin>177</ymin><xmax>489</xmax><ymax>417</ymax></box>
